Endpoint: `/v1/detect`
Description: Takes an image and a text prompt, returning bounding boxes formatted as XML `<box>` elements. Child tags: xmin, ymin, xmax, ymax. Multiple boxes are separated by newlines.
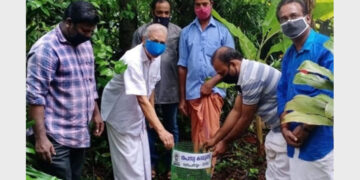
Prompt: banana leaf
<box><xmin>282</xmin><ymin>111</ymin><xmax>333</xmax><ymax>126</ymax></box>
<box><xmin>283</xmin><ymin>94</ymin><xmax>333</xmax><ymax>125</ymax></box>
<box><xmin>212</xmin><ymin>9</ymin><xmax>258</xmax><ymax>60</ymax></box>
<box><xmin>265</xmin><ymin>35</ymin><xmax>292</xmax><ymax>60</ymax></box>
<box><xmin>312</xmin><ymin>0</ymin><xmax>334</xmax><ymax>21</ymax></box>
<box><xmin>261</xmin><ymin>0</ymin><xmax>281</xmax><ymax>43</ymax></box>
<box><xmin>293</xmin><ymin>60</ymin><xmax>333</xmax><ymax>90</ymax></box>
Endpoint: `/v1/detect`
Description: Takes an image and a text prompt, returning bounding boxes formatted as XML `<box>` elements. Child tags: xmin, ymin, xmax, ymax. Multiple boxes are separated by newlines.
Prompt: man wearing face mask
<box><xmin>276</xmin><ymin>0</ymin><xmax>334</xmax><ymax>179</ymax></box>
<box><xmin>177</xmin><ymin>0</ymin><xmax>235</xmax><ymax>170</ymax></box>
<box><xmin>101</xmin><ymin>24</ymin><xmax>174</xmax><ymax>180</ymax></box>
<box><xmin>131</xmin><ymin>0</ymin><xmax>181</xmax><ymax>177</ymax></box>
<box><xmin>203</xmin><ymin>46</ymin><xmax>290</xmax><ymax>180</ymax></box>
<box><xmin>26</xmin><ymin>1</ymin><xmax>104</xmax><ymax>180</ymax></box>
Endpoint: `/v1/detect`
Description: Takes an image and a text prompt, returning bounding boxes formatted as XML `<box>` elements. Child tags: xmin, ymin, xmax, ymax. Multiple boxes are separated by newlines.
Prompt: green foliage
<box><xmin>26</xmin><ymin>0</ymin><xmax>69</xmax><ymax>52</ymax></box>
<box><xmin>294</xmin><ymin>60</ymin><xmax>333</xmax><ymax>90</ymax></box>
<box><xmin>212</xmin><ymin>9</ymin><xmax>258</xmax><ymax>60</ymax></box>
<box><xmin>283</xmin><ymin>94</ymin><xmax>333</xmax><ymax>126</ymax></box>
<box><xmin>312</xmin><ymin>0</ymin><xmax>334</xmax><ymax>21</ymax></box>
<box><xmin>26</xmin><ymin>166</ymin><xmax>61</xmax><ymax>180</ymax></box>
<box><xmin>313</xmin><ymin>0</ymin><xmax>334</xmax><ymax>36</ymax></box>
<box><xmin>212</xmin><ymin>0</ymin><xmax>288</xmax><ymax>67</ymax></box>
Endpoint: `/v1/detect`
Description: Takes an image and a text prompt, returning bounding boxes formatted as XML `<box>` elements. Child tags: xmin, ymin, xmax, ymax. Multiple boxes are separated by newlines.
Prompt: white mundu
<box><xmin>101</xmin><ymin>44</ymin><xmax>161</xmax><ymax>180</ymax></box>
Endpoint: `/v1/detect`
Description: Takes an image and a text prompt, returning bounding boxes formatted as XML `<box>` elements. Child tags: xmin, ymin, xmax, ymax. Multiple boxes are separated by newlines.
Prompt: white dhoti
<box><xmin>289</xmin><ymin>148</ymin><xmax>333</xmax><ymax>180</ymax></box>
<box><xmin>265</xmin><ymin>129</ymin><xmax>290</xmax><ymax>180</ymax></box>
<box><xmin>107</xmin><ymin>123</ymin><xmax>151</xmax><ymax>180</ymax></box>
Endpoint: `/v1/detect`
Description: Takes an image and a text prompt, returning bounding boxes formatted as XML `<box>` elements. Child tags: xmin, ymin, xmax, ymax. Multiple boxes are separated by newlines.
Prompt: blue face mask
<box><xmin>145</xmin><ymin>39</ymin><xmax>166</xmax><ymax>57</ymax></box>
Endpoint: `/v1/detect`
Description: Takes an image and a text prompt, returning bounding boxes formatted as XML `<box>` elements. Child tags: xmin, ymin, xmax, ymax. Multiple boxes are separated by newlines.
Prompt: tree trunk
<box><xmin>306</xmin><ymin>0</ymin><xmax>315</xmax><ymax>28</ymax></box>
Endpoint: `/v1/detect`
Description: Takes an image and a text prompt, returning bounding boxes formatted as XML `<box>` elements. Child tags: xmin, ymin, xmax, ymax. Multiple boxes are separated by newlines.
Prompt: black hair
<box><xmin>276</xmin><ymin>0</ymin><xmax>308</xmax><ymax>21</ymax></box>
<box><xmin>193</xmin><ymin>0</ymin><xmax>214</xmax><ymax>5</ymax></box>
<box><xmin>63</xmin><ymin>1</ymin><xmax>99</xmax><ymax>25</ymax></box>
<box><xmin>150</xmin><ymin>0</ymin><xmax>171</xmax><ymax>11</ymax></box>
<box><xmin>211</xmin><ymin>46</ymin><xmax>243</xmax><ymax>65</ymax></box>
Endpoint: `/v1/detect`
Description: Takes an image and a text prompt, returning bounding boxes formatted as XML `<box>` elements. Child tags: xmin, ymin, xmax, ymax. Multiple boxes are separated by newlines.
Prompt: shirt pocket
<box><xmin>205</xmin><ymin>44</ymin><xmax>218</xmax><ymax>58</ymax></box>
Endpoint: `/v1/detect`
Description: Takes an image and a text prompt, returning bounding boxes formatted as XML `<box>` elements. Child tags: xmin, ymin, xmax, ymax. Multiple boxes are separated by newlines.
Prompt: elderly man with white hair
<box><xmin>101</xmin><ymin>23</ymin><xmax>174</xmax><ymax>180</ymax></box>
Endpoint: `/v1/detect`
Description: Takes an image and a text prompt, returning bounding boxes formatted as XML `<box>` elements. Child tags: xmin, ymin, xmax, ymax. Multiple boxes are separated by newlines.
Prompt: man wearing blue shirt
<box><xmin>177</xmin><ymin>0</ymin><xmax>234</xmax><ymax>170</ymax></box>
<box><xmin>276</xmin><ymin>0</ymin><xmax>333</xmax><ymax>179</ymax></box>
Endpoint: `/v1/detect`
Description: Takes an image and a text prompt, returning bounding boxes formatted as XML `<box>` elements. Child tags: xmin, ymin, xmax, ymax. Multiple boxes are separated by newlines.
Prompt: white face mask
<box><xmin>280</xmin><ymin>17</ymin><xmax>309</xmax><ymax>39</ymax></box>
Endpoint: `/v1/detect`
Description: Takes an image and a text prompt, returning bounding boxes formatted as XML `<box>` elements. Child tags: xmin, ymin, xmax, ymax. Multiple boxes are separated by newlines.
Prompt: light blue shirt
<box><xmin>178</xmin><ymin>16</ymin><xmax>235</xmax><ymax>100</ymax></box>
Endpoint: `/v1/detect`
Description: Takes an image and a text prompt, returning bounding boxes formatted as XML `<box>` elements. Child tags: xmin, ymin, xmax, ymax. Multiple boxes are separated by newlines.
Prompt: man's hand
<box><xmin>203</xmin><ymin>138</ymin><xmax>217</xmax><ymax>151</ymax></box>
<box><xmin>200</xmin><ymin>81</ymin><xmax>212</xmax><ymax>96</ymax></box>
<box><xmin>292</xmin><ymin>124</ymin><xmax>312</xmax><ymax>147</ymax></box>
<box><xmin>92</xmin><ymin>114</ymin><xmax>104</xmax><ymax>137</ymax></box>
<box><xmin>178</xmin><ymin>99</ymin><xmax>188</xmax><ymax>116</ymax></box>
<box><xmin>158</xmin><ymin>129</ymin><xmax>174</xmax><ymax>150</ymax></box>
<box><xmin>281</xmin><ymin>123</ymin><xmax>301</xmax><ymax>147</ymax></box>
<box><xmin>212</xmin><ymin>141</ymin><xmax>227</xmax><ymax>157</ymax></box>
<box><xmin>35</xmin><ymin>136</ymin><xmax>56</xmax><ymax>163</ymax></box>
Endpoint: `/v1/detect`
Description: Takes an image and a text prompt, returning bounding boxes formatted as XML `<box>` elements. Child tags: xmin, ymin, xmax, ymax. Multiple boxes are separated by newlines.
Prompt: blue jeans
<box><xmin>146</xmin><ymin>103</ymin><xmax>179</xmax><ymax>171</ymax></box>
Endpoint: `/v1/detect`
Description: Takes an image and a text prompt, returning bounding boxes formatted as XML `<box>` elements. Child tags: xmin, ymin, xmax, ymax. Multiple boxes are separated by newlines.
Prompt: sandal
<box><xmin>167</xmin><ymin>171</ymin><xmax>171</xmax><ymax>180</ymax></box>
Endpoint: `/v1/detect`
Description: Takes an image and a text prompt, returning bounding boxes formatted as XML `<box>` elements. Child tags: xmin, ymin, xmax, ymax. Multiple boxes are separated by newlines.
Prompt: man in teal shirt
<box><xmin>177</xmin><ymin>0</ymin><xmax>234</xmax><ymax>171</ymax></box>
<box><xmin>276</xmin><ymin>0</ymin><xmax>333</xmax><ymax>179</ymax></box>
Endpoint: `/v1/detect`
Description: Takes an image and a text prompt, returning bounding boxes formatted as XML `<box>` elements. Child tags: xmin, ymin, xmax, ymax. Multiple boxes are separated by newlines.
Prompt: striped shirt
<box><xmin>237</xmin><ymin>59</ymin><xmax>281</xmax><ymax>129</ymax></box>
<box><xmin>26</xmin><ymin>24</ymin><xmax>98</xmax><ymax>148</ymax></box>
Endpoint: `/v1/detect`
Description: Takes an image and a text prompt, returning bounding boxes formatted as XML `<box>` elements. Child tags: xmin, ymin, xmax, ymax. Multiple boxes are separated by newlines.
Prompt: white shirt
<box><xmin>101</xmin><ymin>44</ymin><xmax>161</xmax><ymax>136</ymax></box>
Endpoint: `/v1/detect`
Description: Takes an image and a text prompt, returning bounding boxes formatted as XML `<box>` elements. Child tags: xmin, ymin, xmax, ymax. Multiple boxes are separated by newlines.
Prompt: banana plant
<box><xmin>212</xmin><ymin>0</ymin><xmax>286</xmax><ymax>64</ymax></box>
<box><xmin>212</xmin><ymin>0</ymin><xmax>334</xmax><ymax>67</ymax></box>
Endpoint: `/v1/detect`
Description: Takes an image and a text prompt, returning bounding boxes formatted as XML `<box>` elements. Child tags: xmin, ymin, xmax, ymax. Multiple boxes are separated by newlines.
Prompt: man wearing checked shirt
<box><xmin>177</xmin><ymin>0</ymin><xmax>234</xmax><ymax>171</ymax></box>
<box><xmin>26</xmin><ymin>1</ymin><xmax>104</xmax><ymax>179</ymax></box>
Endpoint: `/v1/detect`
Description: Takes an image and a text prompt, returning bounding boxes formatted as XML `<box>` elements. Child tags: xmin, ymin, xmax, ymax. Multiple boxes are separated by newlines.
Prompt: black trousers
<box><xmin>29</xmin><ymin>135</ymin><xmax>86</xmax><ymax>180</ymax></box>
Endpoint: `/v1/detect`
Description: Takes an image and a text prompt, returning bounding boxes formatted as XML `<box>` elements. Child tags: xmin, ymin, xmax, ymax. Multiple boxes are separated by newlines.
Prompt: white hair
<box><xmin>143</xmin><ymin>23</ymin><xmax>168</xmax><ymax>39</ymax></box>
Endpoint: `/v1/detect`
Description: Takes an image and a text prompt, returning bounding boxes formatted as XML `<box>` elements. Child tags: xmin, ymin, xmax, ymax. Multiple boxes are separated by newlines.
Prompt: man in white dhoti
<box><xmin>101</xmin><ymin>23</ymin><xmax>174</xmax><ymax>180</ymax></box>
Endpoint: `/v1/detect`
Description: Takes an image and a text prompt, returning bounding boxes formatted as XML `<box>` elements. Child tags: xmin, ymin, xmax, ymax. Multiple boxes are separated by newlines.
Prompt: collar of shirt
<box><xmin>192</xmin><ymin>16</ymin><xmax>217</xmax><ymax>31</ymax></box>
<box><xmin>140</xmin><ymin>44</ymin><xmax>153</xmax><ymax>64</ymax></box>
<box><xmin>55</xmin><ymin>24</ymin><xmax>71</xmax><ymax>45</ymax></box>
<box><xmin>290</xmin><ymin>28</ymin><xmax>316</xmax><ymax>54</ymax></box>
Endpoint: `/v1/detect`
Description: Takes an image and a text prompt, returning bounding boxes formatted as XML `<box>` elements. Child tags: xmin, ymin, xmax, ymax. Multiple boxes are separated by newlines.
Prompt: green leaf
<box><xmin>26</xmin><ymin>147</ymin><xmax>36</xmax><ymax>154</ymax></box>
<box><xmin>114</xmin><ymin>60</ymin><xmax>128</xmax><ymax>74</ymax></box>
<box><xmin>266</xmin><ymin>35</ymin><xmax>292</xmax><ymax>59</ymax></box>
<box><xmin>270</xmin><ymin>59</ymin><xmax>282</xmax><ymax>70</ymax></box>
<box><xmin>261</xmin><ymin>0</ymin><xmax>281</xmax><ymax>39</ymax></box>
<box><xmin>323</xmin><ymin>37</ymin><xmax>334</xmax><ymax>54</ymax></box>
<box><xmin>40</xmin><ymin>7</ymin><xmax>50</xmax><ymax>17</ymax></box>
<box><xmin>283</xmin><ymin>94</ymin><xmax>333</xmax><ymax>126</ymax></box>
<box><xmin>96</xmin><ymin>61</ymin><xmax>109</xmax><ymax>68</ymax></box>
<box><xmin>212</xmin><ymin>9</ymin><xmax>258</xmax><ymax>60</ymax></box>
<box><xmin>90</xmin><ymin>1</ymin><xmax>100</xmax><ymax>9</ymax></box>
<box><xmin>216</xmin><ymin>82</ymin><xmax>236</xmax><ymax>89</ymax></box>
<box><xmin>325</xmin><ymin>100</ymin><xmax>333</xmax><ymax>119</ymax></box>
<box><xmin>285</xmin><ymin>94</ymin><xmax>331</xmax><ymax>116</ymax></box>
<box><xmin>293</xmin><ymin>60</ymin><xmax>333</xmax><ymax>90</ymax></box>
<box><xmin>26</xmin><ymin>120</ymin><xmax>35</xmax><ymax>129</ymax></box>
<box><xmin>313</xmin><ymin>0</ymin><xmax>334</xmax><ymax>21</ymax></box>
<box><xmin>100</xmin><ymin>68</ymin><xmax>114</xmax><ymax>77</ymax></box>
<box><xmin>101</xmin><ymin>152</ymin><xmax>111</xmax><ymax>158</ymax></box>
<box><xmin>293</xmin><ymin>71</ymin><xmax>333</xmax><ymax>90</ymax></box>
<box><xmin>283</xmin><ymin>111</ymin><xmax>333</xmax><ymax>126</ymax></box>
<box><xmin>31</xmin><ymin>0</ymin><xmax>42</xmax><ymax>10</ymax></box>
